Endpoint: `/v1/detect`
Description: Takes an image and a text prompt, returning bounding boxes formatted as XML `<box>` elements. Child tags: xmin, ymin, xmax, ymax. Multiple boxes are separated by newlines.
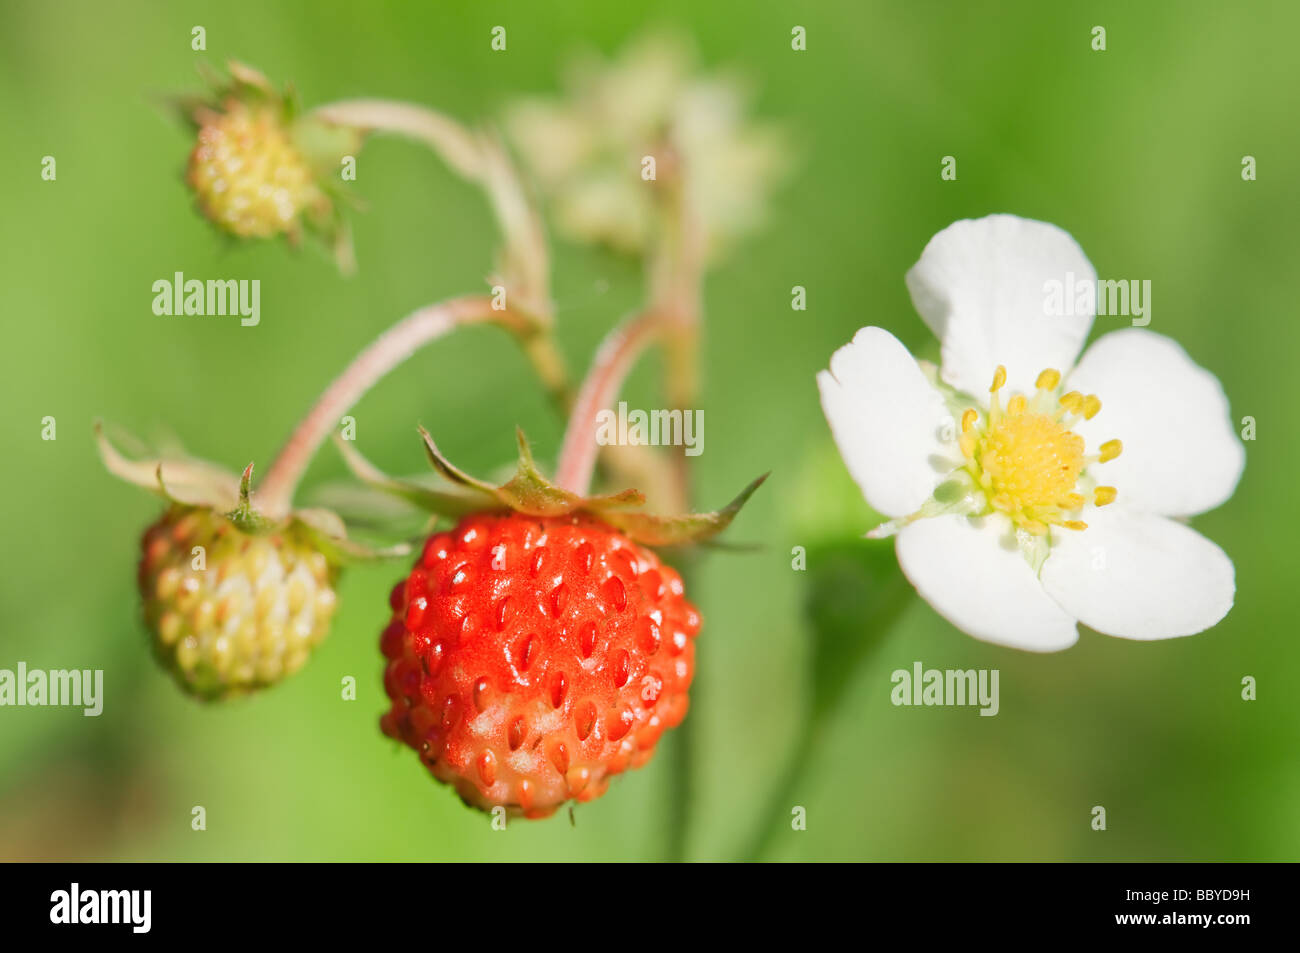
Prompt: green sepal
<box><xmin>223</xmin><ymin>463</ymin><xmax>276</xmax><ymax>534</ymax></box>
<box><xmin>97</xmin><ymin>421</ymin><xmax>405</xmax><ymax>566</ymax></box>
<box><xmin>346</xmin><ymin>426</ymin><xmax>765</xmax><ymax>548</ymax></box>
<box><xmin>1021</xmin><ymin>528</ymin><xmax>1051</xmax><ymax>576</ymax></box>
<box><xmin>597</xmin><ymin>473</ymin><xmax>769</xmax><ymax>546</ymax></box>
<box><xmin>290</xmin><ymin>507</ymin><xmax>412</xmax><ymax>565</ymax></box>
<box><xmin>336</xmin><ymin>434</ymin><xmax>489</xmax><ymax>516</ymax></box>
<box><xmin>96</xmin><ymin>420</ymin><xmax>240</xmax><ymax>511</ymax></box>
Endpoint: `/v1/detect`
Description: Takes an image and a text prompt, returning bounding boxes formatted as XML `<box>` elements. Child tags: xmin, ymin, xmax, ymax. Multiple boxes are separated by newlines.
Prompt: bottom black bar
<box><xmin>0</xmin><ymin>862</ymin><xmax>1276</xmax><ymax>939</ymax></box>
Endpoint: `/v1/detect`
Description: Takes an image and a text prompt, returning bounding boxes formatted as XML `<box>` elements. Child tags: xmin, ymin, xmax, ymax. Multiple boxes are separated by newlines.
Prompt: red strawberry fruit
<box><xmin>381</xmin><ymin>511</ymin><xmax>699</xmax><ymax>817</ymax></box>
<box><xmin>346</xmin><ymin>427</ymin><xmax>763</xmax><ymax>817</ymax></box>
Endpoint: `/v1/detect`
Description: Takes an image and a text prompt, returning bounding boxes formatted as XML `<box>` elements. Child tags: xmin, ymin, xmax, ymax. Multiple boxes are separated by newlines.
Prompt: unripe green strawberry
<box><xmin>139</xmin><ymin>504</ymin><xmax>339</xmax><ymax>699</ymax></box>
<box><xmin>186</xmin><ymin>99</ymin><xmax>325</xmax><ymax>240</ymax></box>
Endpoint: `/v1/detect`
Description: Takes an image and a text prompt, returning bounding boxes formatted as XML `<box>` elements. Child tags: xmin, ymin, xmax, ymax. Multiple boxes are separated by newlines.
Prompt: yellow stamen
<box><xmin>1035</xmin><ymin>368</ymin><xmax>1061</xmax><ymax>391</ymax></box>
<box><xmin>950</xmin><ymin>365</ymin><xmax>1122</xmax><ymax>538</ymax></box>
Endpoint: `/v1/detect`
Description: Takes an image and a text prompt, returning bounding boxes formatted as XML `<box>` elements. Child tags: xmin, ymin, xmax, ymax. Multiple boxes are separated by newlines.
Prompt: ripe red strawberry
<box><xmin>380</xmin><ymin>511</ymin><xmax>700</xmax><ymax>817</ymax></box>
<box><xmin>345</xmin><ymin>426</ymin><xmax>763</xmax><ymax>816</ymax></box>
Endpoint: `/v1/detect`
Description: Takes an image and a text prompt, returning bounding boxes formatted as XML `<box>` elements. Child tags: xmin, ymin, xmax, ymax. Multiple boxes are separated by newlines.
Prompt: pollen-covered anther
<box><xmin>989</xmin><ymin>365</ymin><xmax>1008</xmax><ymax>393</ymax></box>
<box><xmin>1094</xmin><ymin>486</ymin><xmax>1118</xmax><ymax>506</ymax></box>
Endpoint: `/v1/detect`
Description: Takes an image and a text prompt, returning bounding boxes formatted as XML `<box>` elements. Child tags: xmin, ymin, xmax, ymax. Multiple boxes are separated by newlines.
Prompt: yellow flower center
<box><xmin>958</xmin><ymin>366</ymin><xmax>1121</xmax><ymax>535</ymax></box>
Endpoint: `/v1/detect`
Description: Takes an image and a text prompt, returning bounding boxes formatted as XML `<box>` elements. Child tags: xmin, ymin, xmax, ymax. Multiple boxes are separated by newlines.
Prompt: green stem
<box><xmin>739</xmin><ymin>569</ymin><xmax>914</xmax><ymax>861</ymax></box>
<box><xmin>741</xmin><ymin>714</ymin><xmax>828</xmax><ymax>862</ymax></box>
<box><xmin>554</xmin><ymin>308</ymin><xmax>667</xmax><ymax>495</ymax></box>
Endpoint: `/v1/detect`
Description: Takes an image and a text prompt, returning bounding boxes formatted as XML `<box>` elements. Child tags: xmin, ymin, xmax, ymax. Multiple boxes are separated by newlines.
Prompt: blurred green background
<box><xmin>2</xmin><ymin>0</ymin><xmax>1296</xmax><ymax>861</ymax></box>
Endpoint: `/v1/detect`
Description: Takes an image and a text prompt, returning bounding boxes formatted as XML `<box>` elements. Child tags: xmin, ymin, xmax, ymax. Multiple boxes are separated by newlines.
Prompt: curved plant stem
<box><xmin>649</xmin><ymin>178</ymin><xmax>705</xmax><ymax>513</ymax></box>
<box><xmin>256</xmin><ymin>96</ymin><xmax>577</xmax><ymax>518</ymax></box>
<box><xmin>311</xmin><ymin>99</ymin><xmax>552</xmax><ymax>318</ymax></box>
<box><xmin>311</xmin><ymin>98</ymin><xmax>572</xmax><ymax>410</ymax></box>
<box><xmin>312</xmin><ymin>100</ymin><xmax>484</xmax><ymax>178</ymax></box>
<box><xmin>258</xmin><ymin>295</ymin><xmax>539</xmax><ymax>518</ymax></box>
<box><xmin>518</xmin><ymin>329</ymin><xmax>573</xmax><ymax>418</ymax></box>
<box><xmin>554</xmin><ymin>308</ymin><xmax>669</xmax><ymax>496</ymax></box>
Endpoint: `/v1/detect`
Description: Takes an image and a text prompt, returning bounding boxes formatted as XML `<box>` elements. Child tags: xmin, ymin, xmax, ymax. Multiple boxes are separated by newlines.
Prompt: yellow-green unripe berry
<box><xmin>186</xmin><ymin>100</ymin><xmax>325</xmax><ymax>240</ymax></box>
<box><xmin>139</xmin><ymin>505</ymin><xmax>338</xmax><ymax>699</ymax></box>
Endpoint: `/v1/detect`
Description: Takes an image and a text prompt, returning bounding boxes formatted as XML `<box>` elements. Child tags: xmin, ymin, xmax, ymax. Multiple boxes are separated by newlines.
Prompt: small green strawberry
<box><xmin>98</xmin><ymin>423</ymin><xmax>392</xmax><ymax>700</ymax></box>
<box><xmin>172</xmin><ymin>62</ymin><xmax>362</xmax><ymax>269</ymax></box>
<box><xmin>187</xmin><ymin>98</ymin><xmax>326</xmax><ymax>240</ymax></box>
<box><xmin>139</xmin><ymin>503</ymin><xmax>339</xmax><ymax>698</ymax></box>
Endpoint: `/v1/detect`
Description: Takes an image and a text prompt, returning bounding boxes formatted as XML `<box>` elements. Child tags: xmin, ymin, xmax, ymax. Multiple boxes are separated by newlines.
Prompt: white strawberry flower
<box><xmin>818</xmin><ymin>215</ymin><xmax>1245</xmax><ymax>651</ymax></box>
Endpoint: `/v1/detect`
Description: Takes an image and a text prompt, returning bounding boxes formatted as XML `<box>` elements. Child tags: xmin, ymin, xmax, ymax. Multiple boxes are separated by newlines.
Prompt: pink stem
<box><xmin>259</xmin><ymin>295</ymin><xmax>513</xmax><ymax>518</ymax></box>
<box><xmin>311</xmin><ymin>99</ymin><xmax>552</xmax><ymax>316</ymax></box>
<box><xmin>554</xmin><ymin>309</ymin><xmax>667</xmax><ymax>496</ymax></box>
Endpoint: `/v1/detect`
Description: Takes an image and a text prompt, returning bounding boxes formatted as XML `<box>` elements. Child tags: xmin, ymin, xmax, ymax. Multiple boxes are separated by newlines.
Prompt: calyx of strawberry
<box><xmin>339</xmin><ymin>427</ymin><xmax>766</xmax><ymax>547</ymax></box>
<box><xmin>96</xmin><ymin>422</ymin><xmax>403</xmax><ymax>564</ymax></box>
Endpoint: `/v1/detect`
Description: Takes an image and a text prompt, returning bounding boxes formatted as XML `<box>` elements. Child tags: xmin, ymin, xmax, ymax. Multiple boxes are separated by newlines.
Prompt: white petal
<box><xmin>1040</xmin><ymin>506</ymin><xmax>1234</xmax><ymax>640</ymax></box>
<box><xmin>817</xmin><ymin>326</ymin><xmax>951</xmax><ymax>518</ymax></box>
<box><xmin>896</xmin><ymin>515</ymin><xmax>1079</xmax><ymax>652</ymax></box>
<box><xmin>1068</xmin><ymin>328</ymin><xmax>1245</xmax><ymax>517</ymax></box>
<box><xmin>905</xmin><ymin>214</ymin><xmax>1096</xmax><ymax>399</ymax></box>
